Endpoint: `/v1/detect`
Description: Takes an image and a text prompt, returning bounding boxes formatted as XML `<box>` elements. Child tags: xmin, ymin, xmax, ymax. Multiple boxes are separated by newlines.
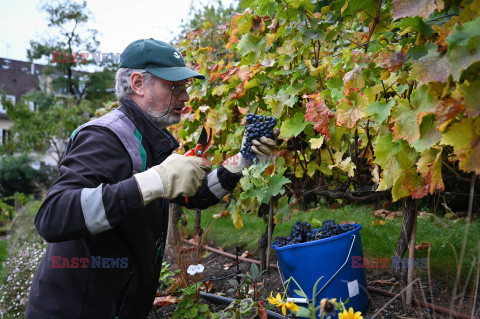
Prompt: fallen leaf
<box><xmin>241</xmin><ymin>251</ymin><xmax>253</xmax><ymax>258</ymax></box>
<box><xmin>373</xmin><ymin>209</ymin><xmax>403</xmax><ymax>220</ymax></box>
<box><xmin>213</xmin><ymin>210</ymin><xmax>230</xmax><ymax>218</ymax></box>
<box><xmin>223</xmin><ymin>261</ymin><xmax>237</xmax><ymax>270</ymax></box>
<box><xmin>371</xmin><ymin>220</ymin><xmax>387</xmax><ymax>226</ymax></box>
<box><xmin>153</xmin><ymin>295</ymin><xmax>180</xmax><ymax>307</ymax></box>
<box><xmin>200</xmin><ymin>280</ymin><xmax>215</xmax><ymax>292</ymax></box>
<box><xmin>415</xmin><ymin>242</ymin><xmax>432</xmax><ymax>250</ymax></box>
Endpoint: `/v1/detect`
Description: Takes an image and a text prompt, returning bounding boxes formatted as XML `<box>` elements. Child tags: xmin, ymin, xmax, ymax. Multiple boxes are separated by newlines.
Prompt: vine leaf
<box><xmin>440</xmin><ymin>117</ymin><xmax>480</xmax><ymax>174</ymax></box>
<box><xmin>343</xmin><ymin>65</ymin><xmax>365</xmax><ymax>95</ymax></box>
<box><xmin>392</xmin><ymin>168</ymin><xmax>427</xmax><ymax>202</ymax></box>
<box><xmin>411</xmin><ymin>113</ymin><xmax>442</xmax><ymax>152</ymax></box>
<box><xmin>417</xmin><ymin>147</ymin><xmax>444</xmax><ymax>194</ymax></box>
<box><xmin>280</xmin><ymin>112</ymin><xmax>309</xmax><ymax>139</ymax></box>
<box><xmin>391</xmin><ymin>0</ymin><xmax>438</xmax><ymax>20</ymax></box>
<box><xmin>374</xmin><ymin>134</ymin><xmax>401</xmax><ymax>191</ymax></box>
<box><xmin>304</xmin><ymin>93</ymin><xmax>334</xmax><ymax>139</ymax></box>
<box><xmin>456</xmin><ymin>80</ymin><xmax>480</xmax><ymax>117</ymax></box>
<box><xmin>336</xmin><ymin>91</ymin><xmax>368</xmax><ymax>129</ymax></box>
<box><xmin>367</xmin><ymin>99</ymin><xmax>396</xmax><ymax>124</ymax></box>
<box><xmin>435</xmin><ymin>98</ymin><xmax>465</xmax><ymax>132</ymax></box>
<box><xmin>411</xmin><ymin>49</ymin><xmax>450</xmax><ymax>84</ymax></box>
<box><xmin>390</xmin><ymin>85</ymin><xmax>437</xmax><ymax>144</ymax></box>
<box><xmin>310</xmin><ymin>136</ymin><xmax>325</xmax><ymax>150</ymax></box>
<box><xmin>446</xmin><ymin>16</ymin><xmax>480</xmax><ymax>80</ymax></box>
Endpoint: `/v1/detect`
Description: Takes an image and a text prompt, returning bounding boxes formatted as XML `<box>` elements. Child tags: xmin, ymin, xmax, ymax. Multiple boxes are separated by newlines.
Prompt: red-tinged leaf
<box><xmin>392</xmin><ymin>0</ymin><xmax>438</xmax><ymax>20</ymax></box>
<box><xmin>441</xmin><ymin>117</ymin><xmax>480</xmax><ymax>174</ymax></box>
<box><xmin>417</xmin><ymin>147</ymin><xmax>445</xmax><ymax>194</ymax></box>
<box><xmin>304</xmin><ymin>93</ymin><xmax>334</xmax><ymax>139</ymax></box>
<box><xmin>415</xmin><ymin>242</ymin><xmax>432</xmax><ymax>250</ymax></box>
<box><xmin>392</xmin><ymin>168</ymin><xmax>429</xmax><ymax>201</ymax></box>
<box><xmin>335</xmin><ymin>91</ymin><xmax>368</xmax><ymax>130</ymax></box>
<box><xmin>153</xmin><ymin>295</ymin><xmax>180</xmax><ymax>307</ymax></box>
<box><xmin>343</xmin><ymin>65</ymin><xmax>365</xmax><ymax>95</ymax></box>
<box><xmin>435</xmin><ymin>98</ymin><xmax>465</xmax><ymax>132</ymax></box>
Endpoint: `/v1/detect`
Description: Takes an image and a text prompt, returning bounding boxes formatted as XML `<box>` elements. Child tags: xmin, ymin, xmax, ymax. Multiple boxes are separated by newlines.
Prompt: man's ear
<box><xmin>130</xmin><ymin>72</ymin><xmax>145</xmax><ymax>97</ymax></box>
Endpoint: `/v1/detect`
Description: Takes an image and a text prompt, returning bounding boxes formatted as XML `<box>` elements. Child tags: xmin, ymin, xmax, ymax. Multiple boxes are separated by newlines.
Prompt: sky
<box><xmin>0</xmin><ymin>0</ymin><xmax>236</xmax><ymax>63</ymax></box>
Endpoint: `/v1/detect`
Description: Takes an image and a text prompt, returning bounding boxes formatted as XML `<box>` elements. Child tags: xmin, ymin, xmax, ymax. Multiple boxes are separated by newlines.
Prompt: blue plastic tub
<box><xmin>272</xmin><ymin>224</ymin><xmax>368</xmax><ymax>318</ymax></box>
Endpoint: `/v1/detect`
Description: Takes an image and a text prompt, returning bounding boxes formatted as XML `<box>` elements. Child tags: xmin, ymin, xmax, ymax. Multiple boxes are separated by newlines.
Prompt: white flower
<box><xmin>196</xmin><ymin>264</ymin><xmax>204</xmax><ymax>273</ymax></box>
<box><xmin>187</xmin><ymin>265</ymin><xmax>197</xmax><ymax>275</ymax></box>
<box><xmin>187</xmin><ymin>264</ymin><xmax>205</xmax><ymax>275</ymax></box>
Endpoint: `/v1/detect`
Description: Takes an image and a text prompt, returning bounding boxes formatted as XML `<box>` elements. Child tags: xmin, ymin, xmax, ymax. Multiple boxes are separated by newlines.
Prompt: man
<box><xmin>25</xmin><ymin>39</ymin><xmax>278</xmax><ymax>318</ymax></box>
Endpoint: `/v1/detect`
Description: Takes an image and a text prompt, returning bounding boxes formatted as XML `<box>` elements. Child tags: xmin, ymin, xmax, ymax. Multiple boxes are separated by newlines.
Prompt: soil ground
<box><xmin>149</xmin><ymin>241</ymin><xmax>477</xmax><ymax>319</ymax></box>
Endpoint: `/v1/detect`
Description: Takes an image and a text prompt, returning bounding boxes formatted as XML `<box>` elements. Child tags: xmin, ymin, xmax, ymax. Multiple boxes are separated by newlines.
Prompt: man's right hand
<box><xmin>134</xmin><ymin>154</ymin><xmax>211</xmax><ymax>204</ymax></box>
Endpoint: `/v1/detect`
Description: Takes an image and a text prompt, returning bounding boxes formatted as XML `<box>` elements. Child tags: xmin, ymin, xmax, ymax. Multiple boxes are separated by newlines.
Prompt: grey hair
<box><xmin>115</xmin><ymin>68</ymin><xmax>155</xmax><ymax>99</ymax></box>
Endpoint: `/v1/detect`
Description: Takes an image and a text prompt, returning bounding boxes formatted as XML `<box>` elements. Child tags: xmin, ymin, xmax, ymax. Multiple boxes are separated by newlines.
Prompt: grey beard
<box><xmin>147</xmin><ymin>113</ymin><xmax>181</xmax><ymax>128</ymax></box>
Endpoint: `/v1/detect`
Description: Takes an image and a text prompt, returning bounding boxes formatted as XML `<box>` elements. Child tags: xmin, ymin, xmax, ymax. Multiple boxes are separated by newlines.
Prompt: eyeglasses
<box><xmin>163</xmin><ymin>80</ymin><xmax>191</xmax><ymax>97</ymax></box>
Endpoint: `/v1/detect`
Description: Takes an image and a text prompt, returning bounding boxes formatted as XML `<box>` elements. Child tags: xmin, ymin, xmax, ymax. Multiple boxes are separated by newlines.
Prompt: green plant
<box><xmin>211</xmin><ymin>297</ymin><xmax>268</xmax><ymax>319</ymax></box>
<box><xmin>173</xmin><ymin>282</ymin><xmax>211</xmax><ymax>319</ymax></box>
<box><xmin>159</xmin><ymin>261</ymin><xmax>180</xmax><ymax>290</ymax></box>
<box><xmin>227</xmin><ymin>263</ymin><xmax>266</xmax><ymax>301</ymax></box>
<box><xmin>0</xmin><ymin>201</ymin><xmax>45</xmax><ymax>318</ymax></box>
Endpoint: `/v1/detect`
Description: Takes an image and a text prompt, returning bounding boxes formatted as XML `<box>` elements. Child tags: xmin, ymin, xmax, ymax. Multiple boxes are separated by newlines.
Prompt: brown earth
<box><xmin>148</xmin><ymin>242</ymin><xmax>477</xmax><ymax>319</ymax></box>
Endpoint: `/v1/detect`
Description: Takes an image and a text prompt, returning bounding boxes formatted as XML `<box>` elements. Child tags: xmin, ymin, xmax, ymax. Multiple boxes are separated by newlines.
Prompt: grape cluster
<box><xmin>240</xmin><ymin>113</ymin><xmax>277</xmax><ymax>160</ymax></box>
<box><xmin>273</xmin><ymin>220</ymin><xmax>356</xmax><ymax>248</ymax></box>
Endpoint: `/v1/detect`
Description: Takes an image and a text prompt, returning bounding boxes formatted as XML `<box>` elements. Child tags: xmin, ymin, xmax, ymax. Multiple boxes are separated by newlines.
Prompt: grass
<box><xmin>180</xmin><ymin>204</ymin><xmax>480</xmax><ymax>278</ymax></box>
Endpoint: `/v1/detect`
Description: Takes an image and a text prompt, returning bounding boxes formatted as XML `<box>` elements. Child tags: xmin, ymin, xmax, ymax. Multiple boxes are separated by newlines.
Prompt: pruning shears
<box><xmin>185</xmin><ymin>126</ymin><xmax>213</xmax><ymax>158</ymax></box>
<box><xmin>184</xmin><ymin>126</ymin><xmax>213</xmax><ymax>203</ymax></box>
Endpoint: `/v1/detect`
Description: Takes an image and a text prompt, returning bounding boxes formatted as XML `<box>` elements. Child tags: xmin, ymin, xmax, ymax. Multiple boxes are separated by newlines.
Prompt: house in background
<box><xmin>0</xmin><ymin>57</ymin><xmax>48</xmax><ymax>145</ymax></box>
<box><xmin>0</xmin><ymin>57</ymin><xmax>84</xmax><ymax>166</ymax></box>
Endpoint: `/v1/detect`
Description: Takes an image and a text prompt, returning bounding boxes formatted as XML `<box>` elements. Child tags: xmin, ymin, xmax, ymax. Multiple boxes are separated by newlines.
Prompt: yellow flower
<box><xmin>267</xmin><ymin>292</ymin><xmax>300</xmax><ymax>315</ymax></box>
<box><xmin>338</xmin><ymin>307</ymin><xmax>363</xmax><ymax>319</ymax></box>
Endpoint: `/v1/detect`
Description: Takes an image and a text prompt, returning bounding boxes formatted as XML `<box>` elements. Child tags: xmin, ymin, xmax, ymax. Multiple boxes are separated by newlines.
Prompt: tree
<box><xmin>1</xmin><ymin>92</ymin><xmax>93</xmax><ymax>168</ymax></box>
<box><xmin>175</xmin><ymin>0</ymin><xmax>239</xmax><ymax>51</ymax></box>
<box><xmin>28</xmin><ymin>0</ymin><xmax>99</xmax><ymax>104</ymax></box>
<box><xmin>0</xmin><ymin>154</ymin><xmax>50</xmax><ymax>198</ymax></box>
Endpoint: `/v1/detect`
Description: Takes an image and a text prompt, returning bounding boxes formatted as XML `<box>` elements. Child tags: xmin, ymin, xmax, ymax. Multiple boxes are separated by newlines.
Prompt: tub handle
<box><xmin>314</xmin><ymin>234</ymin><xmax>356</xmax><ymax>299</ymax></box>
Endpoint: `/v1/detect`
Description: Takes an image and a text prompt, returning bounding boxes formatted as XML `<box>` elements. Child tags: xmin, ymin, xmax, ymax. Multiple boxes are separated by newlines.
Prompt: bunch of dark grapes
<box><xmin>274</xmin><ymin>220</ymin><xmax>356</xmax><ymax>248</ymax></box>
<box><xmin>241</xmin><ymin>113</ymin><xmax>277</xmax><ymax>160</ymax></box>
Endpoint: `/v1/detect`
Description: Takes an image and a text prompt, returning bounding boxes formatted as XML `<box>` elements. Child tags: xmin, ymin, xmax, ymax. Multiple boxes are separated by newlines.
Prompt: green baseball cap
<box><xmin>119</xmin><ymin>38</ymin><xmax>205</xmax><ymax>81</ymax></box>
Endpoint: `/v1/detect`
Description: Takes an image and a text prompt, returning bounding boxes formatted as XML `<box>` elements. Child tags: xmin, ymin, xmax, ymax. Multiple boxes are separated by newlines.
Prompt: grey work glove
<box><xmin>222</xmin><ymin>128</ymin><xmax>280</xmax><ymax>174</ymax></box>
<box><xmin>134</xmin><ymin>154</ymin><xmax>212</xmax><ymax>205</ymax></box>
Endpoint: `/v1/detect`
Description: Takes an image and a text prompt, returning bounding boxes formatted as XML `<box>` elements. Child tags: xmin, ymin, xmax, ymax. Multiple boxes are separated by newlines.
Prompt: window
<box><xmin>0</xmin><ymin>95</ymin><xmax>15</xmax><ymax>113</ymax></box>
<box><xmin>0</xmin><ymin>129</ymin><xmax>10</xmax><ymax>145</ymax></box>
<box><xmin>29</xmin><ymin>101</ymin><xmax>36</xmax><ymax>112</ymax></box>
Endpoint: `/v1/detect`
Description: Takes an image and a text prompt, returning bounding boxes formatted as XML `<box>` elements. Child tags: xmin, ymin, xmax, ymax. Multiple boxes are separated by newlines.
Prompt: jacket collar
<box><xmin>118</xmin><ymin>97</ymin><xmax>179</xmax><ymax>165</ymax></box>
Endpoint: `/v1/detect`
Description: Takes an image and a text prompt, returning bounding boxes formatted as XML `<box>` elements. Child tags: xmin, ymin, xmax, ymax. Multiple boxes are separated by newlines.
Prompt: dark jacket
<box><xmin>26</xmin><ymin>98</ymin><xmax>240</xmax><ymax>318</ymax></box>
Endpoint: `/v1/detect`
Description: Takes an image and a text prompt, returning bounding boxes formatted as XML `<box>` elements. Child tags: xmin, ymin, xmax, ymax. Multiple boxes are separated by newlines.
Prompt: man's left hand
<box><xmin>222</xmin><ymin>128</ymin><xmax>280</xmax><ymax>174</ymax></box>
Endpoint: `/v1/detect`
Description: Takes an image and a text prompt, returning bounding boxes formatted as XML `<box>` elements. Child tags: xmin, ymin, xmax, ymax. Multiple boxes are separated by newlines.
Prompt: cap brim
<box><xmin>146</xmin><ymin>66</ymin><xmax>205</xmax><ymax>81</ymax></box>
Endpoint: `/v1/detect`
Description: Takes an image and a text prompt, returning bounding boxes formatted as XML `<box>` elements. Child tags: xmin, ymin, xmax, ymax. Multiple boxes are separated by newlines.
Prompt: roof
<box><xmin>0</xmin><ymin>58</ymin><xmax>45</xmax><ymax>103</ymax></box>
